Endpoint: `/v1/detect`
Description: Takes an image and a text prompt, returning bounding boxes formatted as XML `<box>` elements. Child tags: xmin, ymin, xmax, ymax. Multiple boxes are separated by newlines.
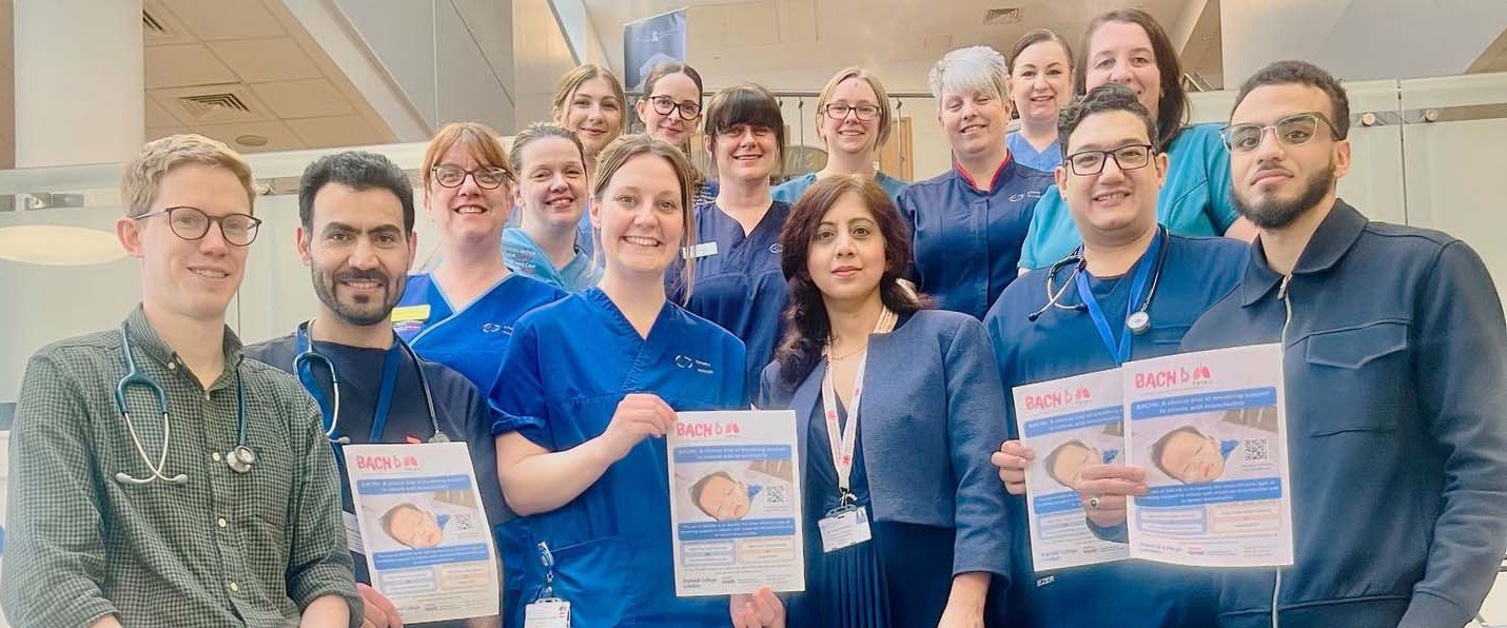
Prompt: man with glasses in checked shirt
<box><xmin>2</xmin><ymin>134</ymin><xmax>359</xmax><ymax>627</ymax></box>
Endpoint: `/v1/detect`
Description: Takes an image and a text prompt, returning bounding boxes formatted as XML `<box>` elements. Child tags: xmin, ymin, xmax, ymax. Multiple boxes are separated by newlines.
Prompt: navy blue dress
<box><xmin>801</xmin><ymin>396</ymin><xmax>955</xmax><ymax>627</ymax></box>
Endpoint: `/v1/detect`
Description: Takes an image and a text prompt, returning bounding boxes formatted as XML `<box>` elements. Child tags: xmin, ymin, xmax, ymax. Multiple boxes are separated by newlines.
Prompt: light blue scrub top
<box><xmin>488</xmin><ymin>288</ymin><xmax>747</xmax><ymax>627</ymax></box>
<box><xmin>982</xmin><ymin>233</ymin><xmax>1248</xmax><ymax>628</ymax></box>
<box><xmin>1018</xmin><ymin>123</ymin><xmax>1241</xmax><ymax>270</ymax></box>
<box><xmin>393</xmin><ymin>273</ymin><xmax>564</xmax><ymax>390</ymax></box>
<box><xmin>501</xmin><ymin>227</ymin><xmax>601</xmax><ymax>292</ymax></box>
<box><xmin>770</xmin><ymin>171</ymin><xmax>908</xmax><ymax>205</ymax></box>
<box><xmin>1007</xmin><ymin>132</ymin><xmax>1064</xmax><ymax>173</ymax></box>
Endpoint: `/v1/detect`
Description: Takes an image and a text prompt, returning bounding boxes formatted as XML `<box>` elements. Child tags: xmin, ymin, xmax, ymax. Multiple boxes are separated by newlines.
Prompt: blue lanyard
<box><xmin>296</xmin><ymin>328</ymin><xmax>402</xmax><ymax>443</ymax></box>
<box><xmin>1074</xmin><ymin>232</ymin><xmax>1161</xmax><ymax>365</ymax></box>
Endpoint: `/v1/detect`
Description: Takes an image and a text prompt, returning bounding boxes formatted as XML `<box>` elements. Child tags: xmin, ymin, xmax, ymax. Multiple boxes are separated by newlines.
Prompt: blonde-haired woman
<box><xmin>488</xmin><ymin>134</ymin><xmax>746</xmax><ymax>627</ymax></box>
<box><xmin>544</xmin><ymin>64</ymin><xmax>627</xmax><ymax>258</ymax></box>
<box><xmin>772</xmin><ymin>67</ymin><xmax>908</xmax><ymax>204</ymax></box>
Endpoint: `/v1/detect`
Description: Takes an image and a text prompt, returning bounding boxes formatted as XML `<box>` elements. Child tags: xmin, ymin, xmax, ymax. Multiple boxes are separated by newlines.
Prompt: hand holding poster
<box><xmin>345</xmin><ymin>442</ymin><xmax>500</xmax><ymax>624</ymax></box>
<box><xmin>668</xmin><ymin>410</ymin><xmax>805</xmax><ymax>597</ymax></box>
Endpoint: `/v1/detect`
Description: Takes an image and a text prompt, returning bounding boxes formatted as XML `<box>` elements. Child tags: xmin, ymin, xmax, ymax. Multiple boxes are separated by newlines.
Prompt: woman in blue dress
<box><xmin>394</xmin><ymin>121</ymin><xmax>563</xmax><ymax>390</ymax></box>
<box><xmin>897</xmin><ymin>45</ymin><xmax>1055</xmax><ymax>319</ymax></box>
<box><xmin>736</xmin><ymin>175</ymin><xmax>1011</xmax><ymax>628</ymax></box>
<box><xmin>771</xmin><ymin>67</ymin><xmax>908</xmax><ymax>204</ymax></box>
<box><xmin>1004</xmin><ymin>29</ymin><xmax>1075</xmax><ymax>173</ymax></box>
<box><xmin>501</xmin><ymin>122</ymin><xmax>601</xmax><ymax>291</ymax></box>
<box><xmin>1017</xmin><ymin>8</ymin><xmax>1259</xmax><ymax>270</ymax></box>
<box><xmin>489</xmin><ymin>134</ymin><xmax>746</xmax><ymax>627</ymax></box>
<box><xmin>672</xmin><ymin>84</ymin><xmax>792</xmax><ymax>394</ymax></box>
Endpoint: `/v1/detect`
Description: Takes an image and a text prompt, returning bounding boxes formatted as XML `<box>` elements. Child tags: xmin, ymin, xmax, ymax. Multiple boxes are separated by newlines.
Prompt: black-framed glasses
<box><xmin>823</xmin><ymin>102</ymin><xmax>882</xmax><ymax>121</ymax></box>
<box><xmin>135</xmin><ymin>206</ymin><xmax>262</xmax><ymax>246</ymax></box>
<box><xmin>432</xmin><ymin>164</ymin><xmax>511</xmax><ymax>190</ymax></box>
<box><xmin>648</xmin><ymin>95</ymin><xmax>702</xmax><ymax>120</ymax></box>
<box><xmin>1064</xmin><ymin>143</ymin><xmax>1156</xmax><ymax>176</ymax></box>
<box><xmin>1222</xmin><ymin>112</ymin><xmax>1341</xmax><ymax>154</ymax></box>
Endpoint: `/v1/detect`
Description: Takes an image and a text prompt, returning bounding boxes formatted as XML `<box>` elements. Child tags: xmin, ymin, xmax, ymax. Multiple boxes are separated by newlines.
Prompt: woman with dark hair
<box><xmin>635</xmin><ymin>61</ymin><xmax>718</xmax><ymax>205</ymax></box>
<box><xmin>733</xmin><ymin>175</ymin><xmax>1010</xmax><ymax>628</ymax></box>
<box><xmin>1006</xmin><ymin>29</ymin><xmax>1075</xmax><ymax>172</ymax></box>
<box><xmin>1018</xmin><ymin>8</ymin><xmax>1258</xmax><ymax>270</ymax></box>
<box><xmin>672</xmin><ymin>83</ymin><xmax>792</xmax><ymax>396</ymax></box>
<box><xmin>489</xmin><ymin>134</ymin><xmax>745</xmax><ymax>627</ymax></box>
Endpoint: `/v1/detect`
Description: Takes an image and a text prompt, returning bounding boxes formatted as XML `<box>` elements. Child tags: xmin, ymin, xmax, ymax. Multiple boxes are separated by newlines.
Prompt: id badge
<box><xmin>524</xmin><ymin>599</ymin><xmax>570</xmax><ymax>628</ymax></box>
<box><xmin>683</xmin><ymin>241</ymin><xmax>718</xmax><ymax>260</ymax></box>
<box><xmin>818</xmin><ymin>505</ymin><xmax>872</xmax><ymax>553</ymax></box>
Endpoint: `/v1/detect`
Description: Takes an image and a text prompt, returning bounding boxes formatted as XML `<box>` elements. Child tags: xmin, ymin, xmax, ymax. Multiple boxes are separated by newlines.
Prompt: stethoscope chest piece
<box><xmin>1126</xmin><ymin>310</ymin><xmax>1152</xmax><ymax>336</ymax></box>
<box><xmin>429</xmin><ymin>432</ymin><xmax>450</xmax><ymax>444</ymax></box>
<box><xmin>227</xmin><ymin>445</ymin><xmax>257</xmax><ymax>474</ymax></box>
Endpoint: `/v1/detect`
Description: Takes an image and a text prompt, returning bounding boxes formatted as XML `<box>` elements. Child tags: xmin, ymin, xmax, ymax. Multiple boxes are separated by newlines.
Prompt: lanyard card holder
<box><xmin>524</xmin><ymin>541</ymin><xmax>570</xmax><ymax>628</ymax></box>
<box><xmin>817</xmin><ymin>490</ymin><xmax>872</xmax><ymax>553</ymax></box>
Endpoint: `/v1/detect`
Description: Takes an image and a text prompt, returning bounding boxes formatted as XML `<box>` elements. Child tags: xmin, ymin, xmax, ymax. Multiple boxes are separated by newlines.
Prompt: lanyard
<box><xmin>297</xmin><ymin>328</ymin><xmax>403</xmax><ymax>443</ymax></box>
<box><xmin>1074</xmin><ymin>230</ymin><xmax>1161</xmax><ymax>365</ymax></box>
<box><xmin>819</xmin><ymin>307</ymin><xmax>898</xmax><ymax>498</ymax></box>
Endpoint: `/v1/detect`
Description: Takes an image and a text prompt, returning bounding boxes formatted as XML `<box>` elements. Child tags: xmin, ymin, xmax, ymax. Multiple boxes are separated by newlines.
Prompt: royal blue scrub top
<box><xmin>488</xmin><ymin>288</ymin><xmax>746</xmax><ymax>627</ymax></box>
<box><xmin>393</xmin><ymin>273</ymin><xmax>564</xmax><ymax>391</ymax></box>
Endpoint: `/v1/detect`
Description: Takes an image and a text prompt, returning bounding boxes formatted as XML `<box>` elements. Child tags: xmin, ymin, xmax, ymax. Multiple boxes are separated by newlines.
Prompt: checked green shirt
<box><xmin>1</xmin><ymin>306</ymin><xmax>360</xmax><ymax>627</ymax></box>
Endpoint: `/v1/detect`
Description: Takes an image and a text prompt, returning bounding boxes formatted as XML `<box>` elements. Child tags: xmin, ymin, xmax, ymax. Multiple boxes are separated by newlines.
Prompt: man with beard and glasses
<box><xmin>245</xmin><ymin>151</ymin><xmax>503</xmax><ymax>628</ymax></box>
<box><xmin>1179</xmin><ymin>60</ymin><xmax>1507</xmax><ymax>628</ymax></box>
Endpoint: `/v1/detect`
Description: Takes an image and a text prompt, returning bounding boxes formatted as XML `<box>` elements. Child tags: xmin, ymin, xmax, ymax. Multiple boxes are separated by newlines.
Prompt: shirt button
<box><xmin>217</xmin><ymin>517</ymin><xmax>228</xmax><ymax>529</ymax></box>
<box><xmin>212</xmin><ymin>452</ymin><xmax>222</xmax><ymax>462</ymax></box>
<box><xmin>228</xmin><ymin>581</ymin><xmax>239</xmax><ymax>593</ymax></box>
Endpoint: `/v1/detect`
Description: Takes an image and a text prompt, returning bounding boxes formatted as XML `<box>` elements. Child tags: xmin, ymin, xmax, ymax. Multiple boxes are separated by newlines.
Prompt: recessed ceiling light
<box><xmin>0</xmin><ymin>225</ymin><xmax>127</xmax><ymax>266</ymax></box>
<box><xmin>235</xmin><ymin>134</ymin><xmax>269</xmax><ymax>147</ymax></box>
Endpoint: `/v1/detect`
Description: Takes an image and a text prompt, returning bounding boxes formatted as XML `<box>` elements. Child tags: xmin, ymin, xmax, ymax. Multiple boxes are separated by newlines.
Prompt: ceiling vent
<box><xmin>984</xmin><ymin>8</ymin><xmax>1023</xmax><ymax>25</ymax></box>
<box><xmin>178</xmin><ymin>93</ymin><xmax>252</xmax><ymax>121</ymax></box>
<box><xmin>142</xmin><ymin>11</ymin><xmax>165</xmax><ymax>34</ymax></box>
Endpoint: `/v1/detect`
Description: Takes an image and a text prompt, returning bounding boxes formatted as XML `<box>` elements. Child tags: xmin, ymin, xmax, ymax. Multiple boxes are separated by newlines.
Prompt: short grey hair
<box><xmin>927</xmin><ymin>45</ymin><xmax>1011</xmax><ymax>106</ymax></box>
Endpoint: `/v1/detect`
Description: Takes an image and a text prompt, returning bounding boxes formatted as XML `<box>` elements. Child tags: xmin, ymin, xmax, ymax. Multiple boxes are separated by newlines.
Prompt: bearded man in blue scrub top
<box><xmin>1175</xmin><ymin>61</ymin><xmax>1507</xmax><ymax>628</ymax></box>
<box><xmin>983</xmin><ymin>83</ymin><xmax>1246</xmax><ymax>628</ymax></box>
<box><xmin>244</xmin><ymin>151</ymin><xmax>504</xmax><ymax>628</ymax></box>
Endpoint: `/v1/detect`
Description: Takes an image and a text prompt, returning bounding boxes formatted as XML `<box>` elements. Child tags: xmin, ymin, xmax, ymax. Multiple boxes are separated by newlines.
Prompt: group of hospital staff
<box><xmin>3</xmin><ymin>6</ymin><xmax>1505</xmax><ymax>628</ymax></box>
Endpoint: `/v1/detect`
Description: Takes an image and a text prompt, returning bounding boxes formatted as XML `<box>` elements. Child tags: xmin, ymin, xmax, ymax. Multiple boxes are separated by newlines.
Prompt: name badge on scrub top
<box><xmin>818</xmin><ymin>505</ymin><xmax>872</xmax><ymax>552</ymax></box>
<box><xmin>682</xmin><ymin>241</ymin><xmax>718</xmax><ymax>260</ymax></box>
<box><xmin>524</xmin><ymin>600</ymin><xmax>570</xmax><ymax>628</ymax></box>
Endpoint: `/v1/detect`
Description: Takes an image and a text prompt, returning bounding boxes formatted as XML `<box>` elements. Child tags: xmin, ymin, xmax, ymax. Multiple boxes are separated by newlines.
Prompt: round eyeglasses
<box><xmin>648</xmin><ymin>95</ymin><xmax>702</xmax><ymax>121</ymax></box>
<box><xmin>134</xmin><ymin>206</ymin><xmax>261</xmax><ymax>246</ymax></box>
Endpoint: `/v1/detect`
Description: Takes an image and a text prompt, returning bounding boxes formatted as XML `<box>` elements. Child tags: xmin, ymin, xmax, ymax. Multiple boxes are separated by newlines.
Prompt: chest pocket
<box><xmin>1302</xmin><ymin>321</ymin><xmax>1410</xmax><ymax>436</ymax></box>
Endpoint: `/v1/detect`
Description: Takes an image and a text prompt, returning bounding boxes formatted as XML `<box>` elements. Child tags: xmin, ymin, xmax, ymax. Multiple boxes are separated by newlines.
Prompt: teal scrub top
<box><xmin>770</xmin><ymin>171</ymin><xmax>908</xmax><ymax>205</ymax></box>
<box><xmin>1017</xmin><ymin>123</ymin><xmax>1240</xmax><ymax>270</ymax></box>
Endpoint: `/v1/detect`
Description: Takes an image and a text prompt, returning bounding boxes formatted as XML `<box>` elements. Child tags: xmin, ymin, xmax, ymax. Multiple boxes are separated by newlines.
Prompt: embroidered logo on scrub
<box><xmin>674</xmin><ymin>354</ymin><xmax>715</xmax><ymax>374</ymax></box>
<box><xmin>480</xmin><ymin>323</ymin><xmax>513</xmax><ymax>335</ymax></box>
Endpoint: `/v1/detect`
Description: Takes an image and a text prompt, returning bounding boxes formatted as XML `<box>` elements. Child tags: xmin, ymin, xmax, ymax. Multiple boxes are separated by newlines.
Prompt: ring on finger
<box><xmin>1089</xmin><ymin>496</ymin><xmax>1101</xmax><ymax>510</ymax></box>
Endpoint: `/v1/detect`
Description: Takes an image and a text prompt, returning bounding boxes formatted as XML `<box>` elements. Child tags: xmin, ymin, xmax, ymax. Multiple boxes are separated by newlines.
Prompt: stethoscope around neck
<box><xmin>293</xmin><ymin>320</ymin><xmax>447</xmax><ymax>446</ymax></box>
<box><xmin>1027</xmin><ymin>226</ymin><xmax>1169</xmax><ymax>340</ymax></box>
<box><xmin>113</xmin><ymin>323</ymin><xmax>257</xmax><ymax>485</ymax></box>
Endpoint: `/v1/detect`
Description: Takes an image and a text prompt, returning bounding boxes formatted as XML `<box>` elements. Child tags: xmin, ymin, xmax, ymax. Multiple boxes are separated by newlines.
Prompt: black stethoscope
<box><xmin>1027</xmin><ymin>227</ymin><xmax>1169</xmax><ymax>363</ymax></box>
<box><xmin>114</xmin><ymin>323</ymin><xmax>257</xmax><ymax>484</ymax></box>
<box><xmin>293</xmin><ymin>321</ymin><xmax>447</xmax><ymax>446</ymax></box>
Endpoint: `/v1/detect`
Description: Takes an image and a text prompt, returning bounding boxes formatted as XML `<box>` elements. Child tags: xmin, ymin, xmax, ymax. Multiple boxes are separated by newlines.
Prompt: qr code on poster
<box><xmin>451</xmin><ymin>512</ymin><xmax>477</xmax><ymax>532</ymax></box>
<box><xmin>1243</xmin><ymin>438</ymin><xmax>1270</xmax><ymax>462</ymax></box>
<box><xmin>765</xmin><ymin>485</ymin><xmax>788</xmax><ymax>504</ymax></box>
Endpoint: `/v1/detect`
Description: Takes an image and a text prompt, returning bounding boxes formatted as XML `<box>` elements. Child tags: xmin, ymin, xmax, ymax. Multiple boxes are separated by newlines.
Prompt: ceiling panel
<box><xmin>146</xmin><ymin>126</ymin><xmax>193</xmax><ymax>141</ymax></box>
<box><xmin>145</xmin><ymin>97</ymin><xmax>178</xmax><ymax>128</ymax></box>
<box><xmin>210</xmin><ymin>37</ymin><xmax>323</xmax><ymax>83</ymax></box>
<box><xmin>285</xmin><ymin>115</ymin><xmax>381</xmax><ymax>149</ymax></box>
<box><xmin>160</xmin><ymin>0</ymin><xmax>286</xmax><ymax>41</ymax></box>
<box><xmin>192</xmin><ymin>119</ymin><xmax>307</xmax><ymax>153</ymax></box>
<box><xmin>251</xmin><ymin>79</ymin><xmax>355</xmax><ymax>119</ymax></box>
<box><xmin>145</xmin><ymin>43</ymin><xmax>239</xmax><ymax>89</ymax></box>
<box><xmin>143</xmin><ymin>0</ymin><xmax>195</xmax><ymax>47</ymax></box>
